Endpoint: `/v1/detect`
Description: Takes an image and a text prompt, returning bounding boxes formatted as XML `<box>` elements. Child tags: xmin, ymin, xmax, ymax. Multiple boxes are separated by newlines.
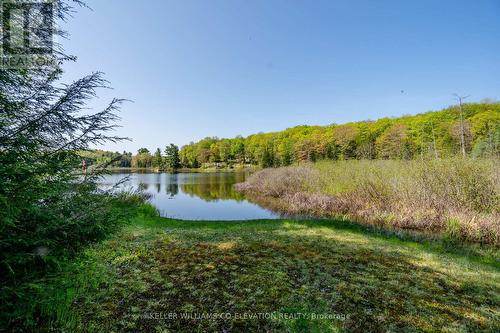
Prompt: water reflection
<box><xmin>180</xmin><ymin>173</ymin><xmax>246</xmax><ymax>202</ymax></box>
<box><xmin>166</xmin><ymin>182</ymin><xmax>179</xmax><ymax>197</ymax></box>
<box><xmin>100</xmin><ymin>172</ymin><xmax>279</xmax><ymax>220</ymax></box>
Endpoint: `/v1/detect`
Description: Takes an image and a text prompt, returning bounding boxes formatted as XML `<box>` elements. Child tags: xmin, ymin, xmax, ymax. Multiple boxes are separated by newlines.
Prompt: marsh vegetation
<box><xmin>236</xmin><ymin>158</ymin><xmax>500</xmax><ymax>245</ymax></box>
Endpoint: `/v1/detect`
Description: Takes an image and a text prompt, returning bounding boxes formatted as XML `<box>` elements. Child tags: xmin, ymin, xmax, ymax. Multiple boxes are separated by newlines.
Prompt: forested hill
<box><xmin>179</xmin><ymin>103</ymin><xmax>500</xmax><ymax>168</ymax></box>
<box><xmin>81</xmin><ymin>103</ymin><xmax>500</xmax><ymax>169</ymax></box>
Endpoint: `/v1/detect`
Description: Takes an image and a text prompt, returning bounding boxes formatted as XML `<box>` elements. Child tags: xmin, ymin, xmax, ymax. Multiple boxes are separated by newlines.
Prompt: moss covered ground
<box><xmin>40</xmin><ymin>212</ymin><xmax>499</xmax><ymax>332</ymax></box>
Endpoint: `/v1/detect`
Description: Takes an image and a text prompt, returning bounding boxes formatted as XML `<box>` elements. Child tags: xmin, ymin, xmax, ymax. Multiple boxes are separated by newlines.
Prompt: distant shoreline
<box><xmin>103</xmin><ymin>165</ymin><xmax>260</xmax><ymax>173</ymax></box>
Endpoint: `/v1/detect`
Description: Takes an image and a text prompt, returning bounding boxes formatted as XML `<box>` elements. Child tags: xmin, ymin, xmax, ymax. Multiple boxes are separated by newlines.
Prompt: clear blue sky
<box><xmin>61</xmin><ymin>0</ymin><xmax>500</xmax><ymax>153</ymax></box>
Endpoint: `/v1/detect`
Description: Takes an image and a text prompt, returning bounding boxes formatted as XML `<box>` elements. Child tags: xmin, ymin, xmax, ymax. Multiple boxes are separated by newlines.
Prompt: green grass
<box><xmin>38</xmin><ymin>212</ymin><xmax>499</xmax><ymax>332</ymax></box>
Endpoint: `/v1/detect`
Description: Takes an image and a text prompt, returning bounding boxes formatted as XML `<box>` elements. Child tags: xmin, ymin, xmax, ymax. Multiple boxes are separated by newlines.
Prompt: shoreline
<box><xmin>102</xmin><ymin>165</ymin><xmax>261</xmax><ymax>173</ymax></box>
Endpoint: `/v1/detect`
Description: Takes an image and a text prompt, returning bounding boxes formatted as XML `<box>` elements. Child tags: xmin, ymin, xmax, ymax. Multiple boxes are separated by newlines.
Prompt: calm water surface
<box><xmin>101</xmin><ymin>172</ymin><xmax>279</xmax><ymax>220</ymax></box>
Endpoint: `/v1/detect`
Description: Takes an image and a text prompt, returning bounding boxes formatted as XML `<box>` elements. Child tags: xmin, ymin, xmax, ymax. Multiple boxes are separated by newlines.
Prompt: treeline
<box><xmin>80</xmin><ymin>150</ymin><xmax>133</xmax><ymax>168</ymax></box>
<box><xmin>83</xmin><ymin>144</ymin><xmax>181</xmax><ymax>170</ymax></box>
<box><xmin>84</xmin><ymin>102</ymin><xmax>499</xmax><ymax>170</ymax></box>
<box><xmin>179</xmin><ymin>103</ymin><xmax>500</xmax><ymax>168</ymax></box>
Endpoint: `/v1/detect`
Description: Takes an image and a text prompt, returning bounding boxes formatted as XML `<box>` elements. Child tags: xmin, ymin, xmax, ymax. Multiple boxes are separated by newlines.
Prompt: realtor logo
<box><xmin>1</xmin><ymin>0</ymin><xmax>55</xmax><ymax>68</ymax></box>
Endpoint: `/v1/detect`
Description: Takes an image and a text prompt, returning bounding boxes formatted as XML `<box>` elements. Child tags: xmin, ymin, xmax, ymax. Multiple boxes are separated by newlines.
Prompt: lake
<box><xmin>100</xmin><ymin>172</ymin><xmax>280</xmax><ymax>220</ymax></box>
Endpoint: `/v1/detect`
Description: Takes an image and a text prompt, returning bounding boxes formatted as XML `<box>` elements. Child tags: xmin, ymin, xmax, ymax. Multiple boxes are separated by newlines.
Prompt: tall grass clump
<box><xmin>235</xmin><ymin>166</ymin><xmax>319</xmax><ymax>197</ymax></box>
<box><xmin>236</xmin><ymin>158</ymin><xmax>499</xmax><ymax>245</ymax></box>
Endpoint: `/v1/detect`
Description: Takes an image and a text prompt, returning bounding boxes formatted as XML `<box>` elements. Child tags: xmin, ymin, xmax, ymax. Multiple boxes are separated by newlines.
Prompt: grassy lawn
<box><xmin>42</xmin><ymin>213</ymin><xmax>500</xmax><ymax>332</ymax></box>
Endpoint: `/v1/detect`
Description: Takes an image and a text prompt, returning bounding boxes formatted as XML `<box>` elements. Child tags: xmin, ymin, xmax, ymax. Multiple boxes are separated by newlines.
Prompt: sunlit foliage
<box><xmin>180</xmin><ymin>103</ymin><xmax>500</xmax><ymax>168</ymax></box>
